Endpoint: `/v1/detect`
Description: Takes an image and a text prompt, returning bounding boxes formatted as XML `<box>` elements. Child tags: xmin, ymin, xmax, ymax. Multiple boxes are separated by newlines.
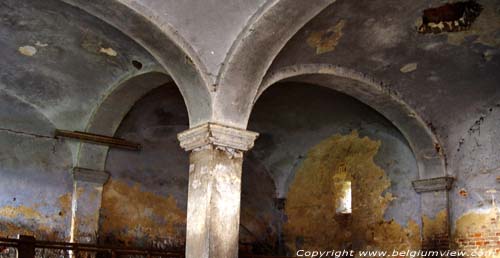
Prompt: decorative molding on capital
<box><xmin>177</xmin><ymin>123</ymin><xmax>259</xmax><ymax>151</ymax></box>
<box><xmin>412</xmin><ymin>176</ymin><xmax>454</xmax><ymax>193</ymax></box>
<box><xmin>72</xmin><ymin>167</ymin><xmax>109</xmax><ymax>185</ymax></box>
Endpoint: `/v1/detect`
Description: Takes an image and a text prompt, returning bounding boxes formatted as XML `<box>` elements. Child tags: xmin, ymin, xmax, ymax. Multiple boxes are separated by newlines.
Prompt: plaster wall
<box><xmin>0</xmin><ymin>0</ymin><xmax>158</xmax><ymax>243</ymax></box>
<box><xmin>247</xmin><ymin>83</ymin><xmax>421</xmax><ymax>254</ymax></box>
<box><xmin>97</xmin><ymin>81</ymin><xmax>421</xmax><ymax>255</ymax></box>
<box><xmin>270</xmin><ymin>0</ymin><xmax>500</xmax><ymax>252</ymax></box>
<box><xmin>100</xmin><ymin>84</ymin><xmax>279</xmax><ymax>253</ymax></box>
<box><xmin>0</xmin><ymin>93</ymin><xmax>73</xmax><ymax>241</ymax></box>
<box><xmin>0</xmin><ymin>0</ymin><xmax>159</xmax><ymax>129</ymax></box>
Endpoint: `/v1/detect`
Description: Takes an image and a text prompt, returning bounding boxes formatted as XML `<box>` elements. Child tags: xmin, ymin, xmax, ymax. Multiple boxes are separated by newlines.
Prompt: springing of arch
<box><xmin>212</xmin><ymin>0</ymin><xmax>336</xmax><ymax>127</ymax></box>
<box><xmin>255</xmin><ymin>64</ymin><xmax>447</xmax><ymax>180</ymax></box>
<box><xmin>75</xmin><ymin>69</ymin><xmax>175</xmax><ymax>171</ymax></box>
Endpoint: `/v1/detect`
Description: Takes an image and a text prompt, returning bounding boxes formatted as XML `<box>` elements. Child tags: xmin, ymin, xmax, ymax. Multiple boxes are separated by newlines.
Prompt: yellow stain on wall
<box><xmin>284</xmin><ymin>131</ymin><xmax>420</xmax><ymax>252</ymax></box>
<box><xmin>422</xmin><ymin>209</ymin><xmax>448</xmax><ymax>242</ymax></box>
<box><xmin>100</xmin><ymin>179</ymin><xmax>186</xmax><ymax>245</ymax></box>
<box><xmin>307</xmin><ymin>20</ymin><xmax>346</xmax><ymax>54</ymax></box>
<box><xmin>454</xmin><ymin>207</ymin><xmax>499</xmax><ymax>235</ymax></box>
<box><xmin>0</xmin><ymin>205</ymin><xmax>43</xmax><ymax>220</ymax></box>
<box><xmin>58</xmin><ymin>192</ymin><xmax>72</xmax><ymax>218</ymax></box>
<box><xmin>0</xmin><ymin>192</ymin><xmax>72</xmax><ymax>240</ymax></box>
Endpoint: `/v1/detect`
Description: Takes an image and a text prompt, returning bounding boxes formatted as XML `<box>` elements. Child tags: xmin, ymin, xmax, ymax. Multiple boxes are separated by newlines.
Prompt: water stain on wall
<box><xmin>422</xmin><ymin>209</ymin><xmax>448</xmax><ymax>248</ymax></box>
<box><xmin>0</xmin><ymin>192</ymin><xmax>71</xmax><ymax>240</ymax></box>
<box><xmin>99</xmin><ymin>179</ymin><xmax>186</xmax><ymax>247</ymax></box>
<box><xmin>307</xmin><ymin>19</ymin><xmax>346</xmax><ymax>54</ymax></box>
<box><xmin>0</xmin><ymin>205</ymin><xmax>44</xmax><ymax>220</ymax></box>
<box><xmin>455</xmin><ymin>208</ymin><xmax>499</xmax><ymax>235</ymax></box>
<box><xmin>284</xmin><ymin>131</ymin><xmax>420</xmax><ymax>253</ymax></box>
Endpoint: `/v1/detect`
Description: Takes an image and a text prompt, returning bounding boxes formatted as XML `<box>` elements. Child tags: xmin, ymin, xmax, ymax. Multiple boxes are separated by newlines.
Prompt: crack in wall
<box><xmin>0</xmin><ymin>127</ymin><xmax>53</xmax><ymax>139</ymax></box>
<box><xmin>457</xmin><ymin>103</ymin><xmax>498</xmax><ymax>152</ymax></box>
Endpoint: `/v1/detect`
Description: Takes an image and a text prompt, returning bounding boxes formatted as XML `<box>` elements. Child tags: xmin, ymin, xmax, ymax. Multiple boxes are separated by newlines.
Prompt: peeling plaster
<box><xmin>446</xmin><ymin>0</ymin><xmax>500</xmax><ymax>47</ymax></box>
<box><xmin>100</xmin><ymin>179</ymin><xmax>186</xmax><ymax>247</ymax></box>
<box><xmin>452</xmin><ymin>207</ymin><xmax>500</xmax><ymax>256</ymax></box>
<box><xmin>422</xmin><ymin>209</ymin><xmax>448</xmax><ymax>243</ymax></box>
<box><xmin>0</xmin><ymin>192</ymin><xmax>71</xmax><ymax>240</ymax></box>
<box><xmin>284</xmin><ymin>131</ymin><xmax>420</xmax><ymax>253</ymax></box>
<box><xmin>18</xmin><ymin>45</ymin><xmax>37</xmax><ymax>56</ymax></box>
<box><xmin>400</xmin><ymin>63</ymin><xmax>418</xmax><ymax>73</ymax></box>
<box><xmin>0</xmin><ymin>0</ymin><xmax>499</xmax><ymax>255</ymax></box>
<box><xmin>99</xmin><ymin>47</ymin><xmax>118</xmax><ymax>57</ymax></box>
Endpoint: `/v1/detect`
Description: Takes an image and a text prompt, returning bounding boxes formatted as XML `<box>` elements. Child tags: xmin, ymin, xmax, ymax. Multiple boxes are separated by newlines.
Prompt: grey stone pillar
<box><xmin>70</xmin><ymin>167</ymin><xmax>109</xmax><ymax>243</ymax></box>
<box><xmin>178</xmin><ymin>123</ymin><xmax>258</xmax><ymax>258</ymax></box>
<box><xmin>412</xmin><ymin>176</ymin><xmax>454</xmax><ymax>250</ymax></box>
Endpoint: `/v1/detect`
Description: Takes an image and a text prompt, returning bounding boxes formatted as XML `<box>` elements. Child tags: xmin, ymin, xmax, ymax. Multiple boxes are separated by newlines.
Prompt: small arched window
<box><xmin>336</xmin><ymin>180</ymin><xmax>352</xmax><ymax>214</ymax></box>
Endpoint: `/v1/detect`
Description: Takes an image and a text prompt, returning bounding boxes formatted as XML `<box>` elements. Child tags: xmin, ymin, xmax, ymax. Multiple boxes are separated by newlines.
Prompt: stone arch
<box><xmin>60</xmin><ymin>0</ymin><xmax>212</xmax><ymax>127</ymax></box>
<box><xmin>76</xmin><ymin>70</ymin><xmax>174</xmax><ymax>171</ymax></box>
<box><xmin>212</xmin><ymin>0</ymin><xmax>335</xmax><ymax>127</ymax></box>
<box><xmin>254</xmin><ymin>64</ymin><xmax>447</xmax><ymax>180</ymax></box>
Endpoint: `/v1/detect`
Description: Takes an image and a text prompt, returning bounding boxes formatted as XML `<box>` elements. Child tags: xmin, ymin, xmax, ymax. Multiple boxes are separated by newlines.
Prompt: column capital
<box><xmin>412</xmin><ymin>176</ymin><xmax>454</xmax><ymax>193</ymax></box>
<box><xmin>177</xmin><ymin>122</ymin><xmax>259</xmax><ymax>151</ymax></box>
<box><xmin>72</xmin><ymin>167</ymin><xmax>109</xmax><ymax>185</ymax></box>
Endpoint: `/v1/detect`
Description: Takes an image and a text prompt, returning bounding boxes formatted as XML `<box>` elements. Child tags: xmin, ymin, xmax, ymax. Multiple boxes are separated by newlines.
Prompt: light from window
<box><xmin>336</xmin><ymin>181</ymin><xmax>352</xmax><ymax>214</ymax></box>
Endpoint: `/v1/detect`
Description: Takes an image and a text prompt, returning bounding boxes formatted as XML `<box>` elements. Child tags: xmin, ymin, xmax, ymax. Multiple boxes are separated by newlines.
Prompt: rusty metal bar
<box><xmin>0</xmin><ymin>236</ymin><xmax>291</xmax><ymax>258</ymax></box>
<box><xmin>0</xmin><ymin>237</ymin><xmax>182</xmax><ymax>257</ymax></box>
<box><xmin>54</xmin><ymin>129</ymin><xmax>141</xmax><ymax>151</ymax></box>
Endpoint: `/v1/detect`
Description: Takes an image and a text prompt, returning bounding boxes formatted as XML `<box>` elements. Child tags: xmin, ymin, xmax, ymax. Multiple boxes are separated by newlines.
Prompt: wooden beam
<box><xmin>54</xmin><ymin>130</ymin><xmax>141</xmax><ymax>151</ymax></box>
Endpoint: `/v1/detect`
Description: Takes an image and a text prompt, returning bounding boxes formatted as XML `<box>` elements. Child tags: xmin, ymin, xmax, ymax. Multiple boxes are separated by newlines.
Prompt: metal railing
<box><xmin>0</xmin><ymin>235</ymin><xmax>183</xmax><ymax>258</ymax></box>
<box><xmin>0</xmin><ymin>236</ymin><xmax>291</xmax><ymax>258</ymax></box>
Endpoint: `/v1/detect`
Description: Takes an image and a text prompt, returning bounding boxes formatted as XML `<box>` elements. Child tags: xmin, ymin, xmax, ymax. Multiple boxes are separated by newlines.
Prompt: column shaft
<box><xmin>70</xmin><ymin>167</ymin><xmax>109</xmax><ymax>243</ymax></box>
<box><xmin>178</xmin><ymin>123</ymin><xmax>258</xmax><ymax>258</ymax></box>
<box><xmin>186</xmin><ymin>146</ymin><xmax>243</xmax><ymax>258</ymax></box>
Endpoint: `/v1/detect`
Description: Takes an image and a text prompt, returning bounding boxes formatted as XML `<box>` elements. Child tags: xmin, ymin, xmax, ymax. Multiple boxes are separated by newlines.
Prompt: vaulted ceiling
<box><xmin>1</xmin><ymin>0</ymin><xmax>499</xmax><ymax>171</ymax></box>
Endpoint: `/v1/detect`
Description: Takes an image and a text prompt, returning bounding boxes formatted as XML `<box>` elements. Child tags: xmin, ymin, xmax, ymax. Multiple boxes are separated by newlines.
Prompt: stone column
<box><xmin>70</xmin><ymin>167</ymin><xmax>109</xmax><ymax>244</ymax></box>
<box><xmin>412</xmin><ymin>176</ymin><xmax>454</xmax><ymax>251</ymax></box>
<box><xmin>178</xmin><ymin>123</ymin><xmax>258</xmax><ymax>258</ymax></box>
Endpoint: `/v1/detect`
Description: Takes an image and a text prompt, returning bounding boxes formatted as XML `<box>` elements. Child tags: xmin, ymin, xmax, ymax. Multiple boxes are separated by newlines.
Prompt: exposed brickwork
<box><xmin>454</xmin><ymin>216</ymin><xmax>500</xmax><ymax>258</ymax></box>
<box><xmin>423</xmin><ymin>232</ymin><xmax>450</xmax><ymax>251</ymax></box>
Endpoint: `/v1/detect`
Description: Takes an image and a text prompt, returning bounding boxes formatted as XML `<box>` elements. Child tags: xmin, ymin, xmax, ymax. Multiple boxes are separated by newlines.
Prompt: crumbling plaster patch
<box><xmin>400</xmin><ymin>63</ymin><xmax>418</xmax><ymax>73</ymax></box>
<box><xmin>0</xmin><ymin>192</ymin><xmax>71</xmax><ymax>240</ymax></box>
<box><xmin>454</xmin><ymin>207</ymin><xmax>500</xmax><ymax>235</ymax></box>
<box><xmin>452</xmin><ymin>207</ymin><xmax>500</xmax><ymax>256</ymax></box>
<box><xmin>100</xmin><ymin>179</ymin><xmax>186</xmax><ymax>246</ymax></box>
<box><xmin>422</xmin><ymin>209</ymin><xmax>448</xmax><ymax>244</ymax></box>
<box><xmin>446</xmin><ymin>0</ymin><xmax>500</xmax><ymax>47</ymax></box>
<box><xmin>18</xmin><ymin>45</ymin><xmax>37</xmax><ymax>56</ymax></box>
<box><xmin>99</xmin><ymin>47</ymin><xmax>118</xmax><ymax>57</ymax></box>
<box><xmin>284</xmin><ymin>131</ymin><xmax>420</xmax><ymax>253</ymax></box>
<box><xmin>0</xmin><ymin>117</ymin><xmax>73</xmax><ymax>241</ymax></box>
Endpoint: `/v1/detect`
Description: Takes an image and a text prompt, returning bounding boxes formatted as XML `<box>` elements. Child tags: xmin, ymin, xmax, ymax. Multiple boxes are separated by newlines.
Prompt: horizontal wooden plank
<box><xmin>54</xmin><ymin>129</ymin><xmax>141</xmax><ymax>151</ymax></box>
